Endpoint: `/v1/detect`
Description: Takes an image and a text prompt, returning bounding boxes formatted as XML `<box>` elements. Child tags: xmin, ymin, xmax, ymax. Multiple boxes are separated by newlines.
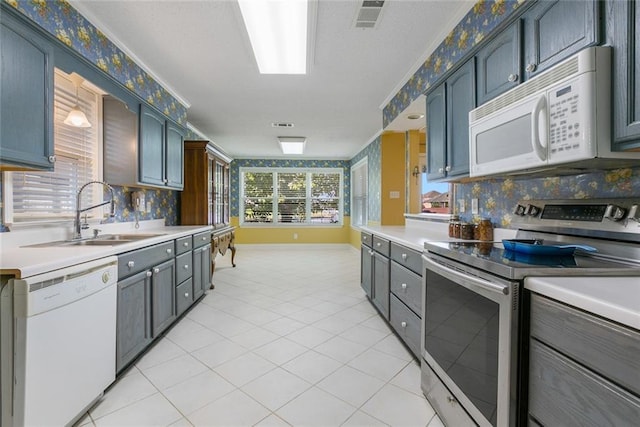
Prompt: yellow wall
<box><xmin>407</xmin><ymin>130</ymin><xmax>426</xmax><ymax>214</ymax></box>
<box><xmin>231</xmin><ymin>216</ymin><xmax>352</xmax><ymax>244</ymax></box>
<box><xmin>381</xmin><ymin>132</ymin><xmax>406</xmax><ymax>225</ymax></box>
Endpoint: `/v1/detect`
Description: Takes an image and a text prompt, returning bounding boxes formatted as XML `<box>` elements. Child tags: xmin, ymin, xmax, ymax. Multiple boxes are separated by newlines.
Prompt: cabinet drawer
<box><xmin>530</xmin><ymin>293</ymin><xmax>640</xmax><ymax>396</ymax></box>
<box><xmin>529</xmin><ymin>340</ymin><xmax>640</xmax><ymax>426</ymax></box>
<box><xmin>193</xmin><ymin>230</ymin><xmax>212</xmax><ymax>248</ymax></box>
<box><xmin>175</xmin><ymin>251</ymin><xmax>193</xmax><ymax>284</ymax></box>
<box><xmin>361</xmin><ymin>232</ymin><xmax>372</xmax><ymax>248</ymax></box>
<box><xmin>390</xmin><ymin>243</ymin><xmax>422</xmax><ymax>275</ymax></box>
<box><xmin>118</xmin><ymin>241</ymin><xmax>175</xmax><ymax>278</ymax></box>
<box><xmin>175</xmin><ymin>236</ymin><xmax>192</xmax><ymax>255</ymax></box>
<box><xmin>176</xmin><ymin>279</ymin><xmax>193</xmax><ymax>316</ymax></box>
<box><xmin>389</xmin><ymin>294</ymin><xmax>421</xmax><ymax>358</ymax></box>
<box><xmin>390</xmin><ymin>262</ymin><xmax>422</xmax><ymax>316</ymax></box>
<box><xmin>372</xmin><ymin>236</ymin><xmax>390</xmax><ymax>257</ymax></box>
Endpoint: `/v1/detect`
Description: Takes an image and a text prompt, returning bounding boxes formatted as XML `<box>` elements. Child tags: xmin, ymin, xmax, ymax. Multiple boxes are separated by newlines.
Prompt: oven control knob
<box><xmin>604</xmin><ymin>204</ymin><xmax>627</xmax><ymax>221</ymax></box>
<box><xmin>525</xmin><ymin>204</ymin><xmax>541</xmax><ymax>217</ymax></box>
<box><xmin>627</xmin><ymin>205</ymin><xmax>640</xmax><ymax>222</ymax></box>
<box><xmin>514</xmin><ymin>204</ymin><xmax>526</xmax><ymax>216</ymax></box>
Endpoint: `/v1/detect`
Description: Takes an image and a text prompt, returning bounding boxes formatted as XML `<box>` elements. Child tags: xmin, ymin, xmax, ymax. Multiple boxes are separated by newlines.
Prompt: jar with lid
<box><xmin>448</xmin><ymin>215</ymin><xmax>460</xmax><ymax>238</ymax></box>
<box><xmin>477</xmin><ymin>218</ymin><xmax>494</xmax><ymax>241</ymax></box>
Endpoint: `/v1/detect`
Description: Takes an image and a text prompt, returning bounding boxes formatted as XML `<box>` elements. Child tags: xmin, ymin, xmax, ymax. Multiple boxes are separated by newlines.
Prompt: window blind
<box><xmin>8</xmin><ymin>71</ymin><xmax>100</xmax><ymax>221</ymax></box>
<box><xmin>241</xmin><ymin>168</ymin><xmax>343</xmax><ymax>225</ymax></box>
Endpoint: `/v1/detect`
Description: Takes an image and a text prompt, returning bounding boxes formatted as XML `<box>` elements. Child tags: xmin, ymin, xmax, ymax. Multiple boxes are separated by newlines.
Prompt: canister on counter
<box><xmin>477</xmin><ymin>218</ymin><xmax>494</xmax><ymax>241</ymax></box>
<box><xmin>460</xmin><ymin>222</ymin><xmax>474</xmax><ymax>240</ymax></box>
<box><xmin>449</xmin><ymin>215</ymin><xmax>460</xmax><ymax>238</ymax></box>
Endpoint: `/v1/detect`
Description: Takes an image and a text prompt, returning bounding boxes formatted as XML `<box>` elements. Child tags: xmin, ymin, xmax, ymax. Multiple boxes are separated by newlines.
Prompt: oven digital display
<box><xmin>541</xmin><ymin>204</ymin><xmax>607</xmax><ymax>221</ymax></box>
<box><xmin>556</xmin><ymin>86</ymin><xmax>572</xmax><ymax>97</ymax></box>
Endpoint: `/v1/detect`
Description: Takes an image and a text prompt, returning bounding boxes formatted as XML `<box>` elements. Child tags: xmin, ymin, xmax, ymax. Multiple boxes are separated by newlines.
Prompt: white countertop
<box><xmin>525</xmin><ymin>276</ymin><xmax>640</xmax><ymax>330</ymax></box>
<box><xmin>0</xmin><ymin>224</ymin><xmax>213</xmax><ymax>279</ymax></box>
<box><xmin>360</xmin><ymin>222</ymin><xmax>449</xmax><ymax>252</ymax></box>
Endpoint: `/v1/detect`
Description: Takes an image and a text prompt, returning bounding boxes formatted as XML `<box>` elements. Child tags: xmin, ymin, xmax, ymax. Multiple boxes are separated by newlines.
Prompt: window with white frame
<box><xmin>3</xmin><ymin>70</ymin><xmax>102</xmax><ymax>224</ymax></box>
<box><xmin>350</xmin><ymin>157</ymin><xmax>368</xmax><ymax>228</ymax></box>
<box><xmin>240</xmin><ymin>168</ymin><xmax>343</xmax><ymax>225</ymax></box>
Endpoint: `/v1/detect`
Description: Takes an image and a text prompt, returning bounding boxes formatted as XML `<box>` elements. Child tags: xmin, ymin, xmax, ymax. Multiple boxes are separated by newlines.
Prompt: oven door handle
<box><xmin>423</xmin><ymin>255</ymin><xmax>510</xmax><ymax>296</ymax></box>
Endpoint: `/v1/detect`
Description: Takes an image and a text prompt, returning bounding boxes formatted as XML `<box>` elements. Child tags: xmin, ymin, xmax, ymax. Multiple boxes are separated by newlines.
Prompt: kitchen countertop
<box><xmin>0</xmin><ymin>224</ymin><xmax>213</xmax><ymax>279</ymax></box>
<box><xmin>360</xmin><ymin>223</ymin><xmax>449</xmax><ymax>252</ymax></box>
<box><xmin>525</xmin><ymin>276</ymin><xmax>640</xmax><ymax>330</ymax></box>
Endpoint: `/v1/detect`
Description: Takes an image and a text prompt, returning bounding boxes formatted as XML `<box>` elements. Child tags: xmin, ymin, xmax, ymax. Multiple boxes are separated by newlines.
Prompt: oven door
<box><xmin>421</xmin><ymin>253</ymin><xmax>519</xmax><ymax>427</ymax></box>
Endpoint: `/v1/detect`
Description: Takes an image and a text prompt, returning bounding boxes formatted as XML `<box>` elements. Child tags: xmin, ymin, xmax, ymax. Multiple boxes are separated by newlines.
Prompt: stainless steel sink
<box><xmin>24</xmin><ymin>233</ymin><xmax>164</xmax><ymax>248</ymax></box>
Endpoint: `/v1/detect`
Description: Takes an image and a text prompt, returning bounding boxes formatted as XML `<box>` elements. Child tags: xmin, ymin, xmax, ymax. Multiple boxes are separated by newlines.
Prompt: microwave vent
<box><xmin>471</xmin><ymin>55</ymin><xmax>580</xmax><ymax>121</ymax></box>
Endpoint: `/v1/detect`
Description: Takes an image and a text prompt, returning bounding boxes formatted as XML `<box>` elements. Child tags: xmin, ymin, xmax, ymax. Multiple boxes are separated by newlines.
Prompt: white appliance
<box><xmin>1</xmin><ymin>257</ymin><xmax>118</xmax><ymax>427</ymax></box>
<box><xmin>469</xmin><ymin>46</ymin><xmax>640</xmax><ymax>178</ymax></box>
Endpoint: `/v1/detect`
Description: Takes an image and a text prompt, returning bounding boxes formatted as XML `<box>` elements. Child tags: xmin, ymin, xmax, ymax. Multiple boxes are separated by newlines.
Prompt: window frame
<box><xmin>239</xmin><ymin>167</ymin><xmax>344</xmax><ymax>227</ymax></box>
<box><xmin>3</xmin><ymin>69</ymin><xmax>104</xmax><ymax>227</ymax></box>
<box><xmin>350</xmin><ymin>157</ymin><xmax>368</xmax><ymax>229</ymax></box>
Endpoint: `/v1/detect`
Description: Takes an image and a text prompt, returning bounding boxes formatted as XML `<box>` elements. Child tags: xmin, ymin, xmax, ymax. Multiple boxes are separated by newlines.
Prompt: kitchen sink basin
<box><xmin>24</xmin><ymin>233</ymin><xmax>165</xmax><ymax>248</ymax></box>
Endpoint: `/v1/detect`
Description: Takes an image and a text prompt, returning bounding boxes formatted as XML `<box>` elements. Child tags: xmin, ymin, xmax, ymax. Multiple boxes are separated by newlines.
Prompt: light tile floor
<box><xmin>77</xmin><ymin>244</ymin><xmax>443</xmax><ymax>427</ymax></box>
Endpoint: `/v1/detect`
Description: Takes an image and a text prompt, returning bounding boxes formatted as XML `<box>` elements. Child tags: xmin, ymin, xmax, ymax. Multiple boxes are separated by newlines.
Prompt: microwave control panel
<box><xmin>548</xmin><ymin>77</ymin><xmax>584</xmax><ymax>155</ymax></box>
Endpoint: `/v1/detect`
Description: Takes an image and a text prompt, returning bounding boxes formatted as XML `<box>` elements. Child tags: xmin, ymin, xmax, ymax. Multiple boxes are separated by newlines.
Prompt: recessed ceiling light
<box><xmin>238</xmin><ymin>0</ymin><xmax>308</xmax><ymax>74</ymax></box>
<box><xmin>407</xmin><ymin>113</ymin><xmax>425</xmax><ymax>120</ymax></box>
<box><xmin>278</xmin><ymin>136</ymin><xmax>306</xmax><ymax>154</ymax></box>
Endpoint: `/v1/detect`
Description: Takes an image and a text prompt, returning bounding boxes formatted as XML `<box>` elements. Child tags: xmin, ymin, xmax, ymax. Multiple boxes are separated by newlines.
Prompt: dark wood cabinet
<box><xmin>0</xmin><ymin>9</ymin><xmax>55</xmax><ymax>171</ymax></box>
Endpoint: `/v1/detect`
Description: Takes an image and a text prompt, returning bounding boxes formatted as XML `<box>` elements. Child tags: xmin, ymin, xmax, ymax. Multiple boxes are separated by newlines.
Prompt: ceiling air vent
<box><xmin>271</xmin><ymin>122</ymin><xmax>294</xmax><ymax>128</ymax></box>
<box><xmin>354</xmin><ymin>0</ymin><xmax>385</xmax><ymax>29</ymax></box>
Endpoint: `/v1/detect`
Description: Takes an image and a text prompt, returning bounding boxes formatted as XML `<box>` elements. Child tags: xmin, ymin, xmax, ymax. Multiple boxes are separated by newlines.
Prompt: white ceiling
<box><xmin>69</xmin><ymin>0</ymin><xmax>473</xmax><ymax>160</ymax></box>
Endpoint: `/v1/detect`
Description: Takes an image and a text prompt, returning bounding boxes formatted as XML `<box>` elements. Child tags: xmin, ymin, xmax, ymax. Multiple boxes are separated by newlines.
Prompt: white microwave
<box><xmin>469</xmin><ymin>46</ymin><xmax>640</xmax><ymax>178</ymax></box>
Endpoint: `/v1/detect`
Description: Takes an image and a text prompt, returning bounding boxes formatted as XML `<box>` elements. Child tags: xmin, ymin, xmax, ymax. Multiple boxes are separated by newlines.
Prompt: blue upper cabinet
<box><xmin>139</xmin><ymin>104</ymin><xmax>166</xmax><ymax>187</ymax></box>
<box><xmin>476</xmin><ymin>21</ymin><xmax>521</xmax><ymax>106</ymax></box>
<box><xmin>165</xmin><ymin>121</ymin><xmax>185</xmax><ymax>189</ymax></box>
<box><xmin>608</xmin><ymin>0</ymin><xmax>640</xmax><ymax>150</ymax></box>
<box><xmin>522</xmin><ymin>0</ymin><xmax>599</xmax><ymax>79</ymax></box>
<box><xmin>0</xmin><ymin>10</ymin><xmax>54</xmax><ymax>171</ymax></box>
<box><xmin>426</xmin><ymin>59</ymin><xmax>475</xmax><ymax>182</ymax></box>
<box><xmin>139</xmin><ymin>104</ymin><xmax>184</xmax><ymax>190</ymax></box>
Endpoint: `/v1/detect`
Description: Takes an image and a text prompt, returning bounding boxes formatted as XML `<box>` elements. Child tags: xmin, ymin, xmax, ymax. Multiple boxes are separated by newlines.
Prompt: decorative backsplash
<box><xmin>105</xmin><ymin>185</ymin><xmax>178</xmax><ymax>226</ymax></box>
<box><xmin>455</xmin><ymin>167</ymin><xmax>640</xmax><ymax>227</ymax></box>
<box><xmin>383</xmin><ymin>0</ymin><xmax>526</xmax><ymax>127</ymax></box>
<box><xmin>350</xmin><ymin>137</ymin><xmax>382</xmax><ymax>223</ymax></box>
<box><xmin>4</xmin><ymin>0</ymin><xmax>187</xmax><ymax>125</ymax></box>
<box><xmin>230</xmin><ymin>159</ymin><xmax>352</xmax><ymax>218</ymax></box>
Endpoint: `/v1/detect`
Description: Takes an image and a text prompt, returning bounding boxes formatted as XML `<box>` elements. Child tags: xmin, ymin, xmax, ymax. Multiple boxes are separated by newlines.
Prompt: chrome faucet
<box><xmin>74</xmin><ymin>181</ymin><xmax>116</xmax><ymax>240</ymax></box>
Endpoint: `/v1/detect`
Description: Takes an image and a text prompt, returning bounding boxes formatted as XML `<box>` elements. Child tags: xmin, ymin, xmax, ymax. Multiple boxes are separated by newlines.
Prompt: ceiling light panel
<box><xmin>238</xmin><ymin>0</ymin><xmax>308</xmax><ymax>74</ymax></box>
<box><xmin>278</xmin><ymin>136</ymin><xmax>306</xmax><ymax>154</ymax></box>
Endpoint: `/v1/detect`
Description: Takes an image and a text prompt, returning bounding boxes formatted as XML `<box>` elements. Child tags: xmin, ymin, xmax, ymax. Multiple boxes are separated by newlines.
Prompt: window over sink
<box><xmin>3</xmin><ymin>69</ymin><xmax>104</xmax><ymax>225</ymax></box>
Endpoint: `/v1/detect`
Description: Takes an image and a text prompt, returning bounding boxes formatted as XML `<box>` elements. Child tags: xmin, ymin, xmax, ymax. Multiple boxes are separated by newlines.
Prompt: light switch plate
<box><xmin>471</xmin><ymin>198</ymin><xmax>479</xmax><ymax>214</ymax></box>
<box><xmin>390</xmin><ymin>191</ymin><xmax>400</xmax><ymax>199</ymax></box>
<box><xmin>458</xmin><ymin>199</ymin><xmax>466</xmax><ymax>213</ymax></box>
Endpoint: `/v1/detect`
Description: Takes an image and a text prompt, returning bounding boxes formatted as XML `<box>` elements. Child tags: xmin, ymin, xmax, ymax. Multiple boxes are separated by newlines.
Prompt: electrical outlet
<box><xmin>472</xmin><ymin>198</ymin><xmax>479</xmax><ymax>214</ymax></box>
<box><xmin>146</xmin><ymin>201</ymin><xmax>152</xmax><ymax>212</ymax></box>
<box><xmin>293</xmin><ymin>233</ymin><xmax>298</xmax><ymax>240</ymax></box>
<box><xmin>458</xmin><ymin>199</ymin><xmax>466</xmax><ymax>213</ymax></box>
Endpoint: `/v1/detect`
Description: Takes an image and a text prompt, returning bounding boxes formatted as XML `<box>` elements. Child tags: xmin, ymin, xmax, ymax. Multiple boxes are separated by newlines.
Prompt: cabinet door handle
<box><xmin>146</xmin><ymin>271</ymin><xmax>152</xmax><ymax>277</ymax></box>
<box><xmin>438</xmin><ymin>167</ymin><xmax>444</xmax><ymax>174</ymax></box>
<box><xmin>48</xmin><ymin>155</ymin><xmax>56</xmax><ymax>163</ymax></box>
<box><xmin>127</xmin><ymin>261</ymin><xmax>135</xmax><ymax>268</ymax></box>
<box><xmin>166</xmin><ymin>248</ymin><xmax>172</xmax><ymax>254</ymax></box>
<box><xmin>153</xmin><ymin>268</ymin><xmax>160</xmax><ymax>274</ymax></box>
<box><xmin>369</xmin><ymin>250</ymin><xmax>374</xmax><ymax>256</ymax></box>
<box><xmin>401</xmin><ymin>283</ymin><xmax>407</xmax><ymax>290</ymax></box>
<box><xmin>183</xmin><ymin>242</ymin><xmax>189</xmax><ymax>247</ymax></box>
<box><xmin>445</xmin><ymin>165</ymin><xmax>451</xmax><ymax>172</ymax></box>
<box><xmin>401</xmin><ymin>253</ymin><xmax>407</xmax><ymax>261</ymax></box>
<box><xmin>184</xmin><ymin>264</ymin><xmax>189</xmax><ymax>270</ymax></box>
<box><xmin>526</xmin><ymin>63</ymin><xmax>537</xmax><ymax>73</ymax></box>
<box><xmin>202</xmin><ymin>236</ymin><xmax>208</xmax><ymax>241</ymax></box>
<box><xmin>184</xmin><ymin>292</ymin><xmax>189</xmax><ymax>298</ymax></box>
<box><xmin>401</xmin><ymin>321</ymin><xmax>407</xmax><ymax>328</ymax></box>
<box><xmin>508</xmin><ymin>73</ymin><xmax>518</xmax><ymax>82</ymax></box>
<box><xmin>376</xmin><ymin>242</ymin><xmax>381</xmax><ymax>247</ymax></box>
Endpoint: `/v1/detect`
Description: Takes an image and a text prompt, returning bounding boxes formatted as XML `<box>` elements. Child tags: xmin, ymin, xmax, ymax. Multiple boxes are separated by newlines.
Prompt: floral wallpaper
<box><xmin>383</xmin><ymin>0</ymin><xmax>527</xmax><ymax>127</ymax></box>
<box><xmin>230</xmin><ymin>159</ymin><xmax>351</xmax><ymax>218</ymax></box>
<box><xmin>104</xmin><ymin>185</ymin><xmax>178</xmax><ymax>226</ymax></box>
<box><xmin>4</xmin><ymin>0</ymin><xmax>187</xmax><ymax>125</ymax></box>
<box><xmin>350</xmin><ymin>137</ymin><xmax>382</xmax><ymax>223</ymax></box>
<box><xmin>455</xmin><ymin>167</ymin><xmax>640</xmax><ymax>228</ymax></box>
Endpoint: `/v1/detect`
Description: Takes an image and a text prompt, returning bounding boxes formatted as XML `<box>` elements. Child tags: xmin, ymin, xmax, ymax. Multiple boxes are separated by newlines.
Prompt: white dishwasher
<box><xmin>1</xmin><ymin>256</ymin><xmax>118</xmax><ymax>427</ymax></box>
